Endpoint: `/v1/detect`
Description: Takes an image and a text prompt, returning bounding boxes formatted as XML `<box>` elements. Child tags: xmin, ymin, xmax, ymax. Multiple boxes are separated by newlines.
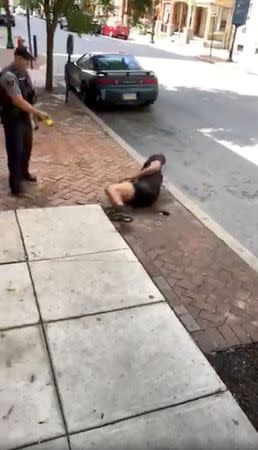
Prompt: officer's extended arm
<box><xmin>10</xmin><ymin>94</ymin><xmax>47</xmax><ymax>121</ymax></box>
<box><xmin>1</xmin><ymin>72</ymin><xmax>47</xmax><ymax>121</ymax></box>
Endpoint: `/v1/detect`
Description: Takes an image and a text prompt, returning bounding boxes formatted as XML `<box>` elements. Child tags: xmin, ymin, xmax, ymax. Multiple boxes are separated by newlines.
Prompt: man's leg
<box><xmin>22</xmin><ymin>118</ymin><xmax>36</xmax><ymax>182</ymax></box>
<box><xmin>105</xmin><ymin>182</ymin><xmax>135</xmax><ymax>221</ymax></box>
<box><xmin>105</xmin><ymin>182</ymin><xmax>135</xmax><ymax>207</ymax></box>
<box><xmin>3</xmin><ymin>121</ymin><xmax>24</xmax><ymax>195</ymax></box>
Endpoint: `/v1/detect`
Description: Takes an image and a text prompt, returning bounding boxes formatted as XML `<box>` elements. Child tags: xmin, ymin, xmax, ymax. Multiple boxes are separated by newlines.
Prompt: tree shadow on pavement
<box><xmin>158</xmin><ymin>84</ymin><xmax>258</xmax><ymax>149</ymax></box>
<box><xmin>99</xmin><ymin>84</ymin><xmax>258</xmax><ymax>150</ymax></box>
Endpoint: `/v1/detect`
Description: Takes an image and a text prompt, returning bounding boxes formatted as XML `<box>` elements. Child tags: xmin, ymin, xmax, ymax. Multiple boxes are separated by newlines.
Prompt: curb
<box><xmin>80</xmin><ymin>98</ymin><xmax>258</xmax><ymax>275</ymax></box>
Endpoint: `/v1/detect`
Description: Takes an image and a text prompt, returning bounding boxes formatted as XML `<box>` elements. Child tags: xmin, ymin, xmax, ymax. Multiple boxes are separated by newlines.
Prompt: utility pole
<box><xmin>227</xmin><ymin>25</ymin><xmax>238</xmax><ymax>61</ymax></box>
<box><xmin>26</xmin><ymin>7</ymin><xmax>33</xmax><ymax>68</ymax></box>
<box><xmin>4</xmin><ymin>0</ymin><xmax>14</xmax><ymax>49</ymax></box>
<box><xmin>123</xmin><ymin>0</ymin><xmax>128</xmax><ymax>25</ymax></box>
<box><xmin>228</xmin><ymin>0</ymin><xmax>251</xmax><ymax>62</ymax></box>
<box><xmin>150</xmin><ymin>0</ymin><xmax>156</xmax><ymax>44</ymax></box>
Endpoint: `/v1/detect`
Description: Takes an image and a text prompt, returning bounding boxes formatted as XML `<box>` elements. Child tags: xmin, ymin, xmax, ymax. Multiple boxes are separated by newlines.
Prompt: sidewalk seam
<box><xmin>23</xmin><ymin>245</ymin><xmax>129</xmax><ymax>263</ymax></box>
<box><xmin>11</xmin><ymin>434</ymin><xmax>67</xmax><ymax>450</ymax></box>
<box><xmin>0</xmin><ymin>259</ymin><xmax>26</xmax><ymax>266</ymax></box>
<box><xmin>43</xmin><ymin>300</ymin><xmax>165</xmax><ymax>325</ymax></box>
<box><xmin>0</xmin><ymin>301</ymin><xmax>165</xmax><ymax>333</ymax></box>
<box><xmin>11</xmin><ymin>389</ymin><xmax>226</xmax><ymax>449</ymax></box>
<box><xmin>0</xmin><ymin>321</ymin><xmax>39</xmax><ymax>333</ymax></box>
<box><xmin>79</xmin><ymin>96</ymin><xmax>258</xmax><ymax>275</ymax></box>
<box><xmin>67</xmin><ymin>387</ymin><xmax>227</xmax><ymax>438</ymax></box>
<box><xmin>14</xmin><ymin>211</ymin><xmax>72</xmax><ymax>450</ymax></box>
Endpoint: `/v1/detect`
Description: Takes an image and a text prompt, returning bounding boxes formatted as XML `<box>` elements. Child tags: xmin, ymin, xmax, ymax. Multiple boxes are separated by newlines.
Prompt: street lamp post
<box><xmin>4</xmin><ymin>0</ymin><xmax>14</xmax><ymax>49</ymax></box>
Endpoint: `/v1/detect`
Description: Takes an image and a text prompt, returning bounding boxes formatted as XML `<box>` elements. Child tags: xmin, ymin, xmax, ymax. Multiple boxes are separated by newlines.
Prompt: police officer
<box><xmin>0</xmin><ymin>46</ymin><xmax>47</xmax><ymax>196</ymax></box>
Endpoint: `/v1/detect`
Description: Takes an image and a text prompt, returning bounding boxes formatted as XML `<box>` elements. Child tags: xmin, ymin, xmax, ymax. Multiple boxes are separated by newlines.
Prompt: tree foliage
<box><xmin>21</xmin><ymin>0</ymin><xmax>112</xmax><ymax>90</ymax></box>
<box><xmin>128</xmin><ymin>0</ymin><xmax>152</xmax><ymax>25</ymax></box>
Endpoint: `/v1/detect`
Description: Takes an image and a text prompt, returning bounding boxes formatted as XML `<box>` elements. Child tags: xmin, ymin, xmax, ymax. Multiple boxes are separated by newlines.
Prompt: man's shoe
<box><xmin>107</xmin><ymin>205</ymin><xmax>133</xmax><ymax>223</ymax></box>
<box><xmin>24</xmin><ymin>173</ymin><xmax>37</xmax><ymax>183</ymax></box>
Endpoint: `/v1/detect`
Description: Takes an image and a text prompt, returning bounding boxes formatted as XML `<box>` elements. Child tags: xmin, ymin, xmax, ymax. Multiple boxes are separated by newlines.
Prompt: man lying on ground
<box><xmin>105</xmin><ymin>154</ymin><xmax>166</xmax><ymax>222</ymax></box>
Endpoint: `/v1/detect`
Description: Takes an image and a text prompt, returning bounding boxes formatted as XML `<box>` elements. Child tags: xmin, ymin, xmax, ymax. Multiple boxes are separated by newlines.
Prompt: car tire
<box><xmin>81</xmin><ymin>84</ymin><xmax>96</xmax><ymax>108</ymax></box>
<box><xmin>141</xmin><ymin>101</ymin><xmax>154</xmax><ymax>108</ymax></box>
<box><xmin>60</xmin><ymin>23</ymin><xmax>63</xmax><ymax>29</ymax></box>
<box><xmin>65</xmin><ymin>77</ymin><xmax>71</xmax><ymax>91</ymax></box>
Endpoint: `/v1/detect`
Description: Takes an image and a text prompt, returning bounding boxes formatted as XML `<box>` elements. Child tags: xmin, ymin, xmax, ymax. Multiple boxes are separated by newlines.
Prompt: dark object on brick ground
<box><xmin>158</xmin><ymin>209</ymin><xmax>170</xmax><ymax>216</ymax></box>
<box><xmin>208</xmin><ymin>343</ymin><xmax>258</xmax><ymax>432</ymax></box>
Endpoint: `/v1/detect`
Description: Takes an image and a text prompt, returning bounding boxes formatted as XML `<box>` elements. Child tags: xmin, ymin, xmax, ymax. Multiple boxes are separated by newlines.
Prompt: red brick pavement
<box><xmin>1</xmin><ymin>90</ymin><xmax>258</xmax><ymax>353</ymax></box>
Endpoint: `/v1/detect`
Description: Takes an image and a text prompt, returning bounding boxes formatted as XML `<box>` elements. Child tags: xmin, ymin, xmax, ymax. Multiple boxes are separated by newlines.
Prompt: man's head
<box><xmin>153</xmin><ymin>154</ymin><xmax>166</xmax><ymax>165</ymax></box>
<box><xmin>14</xmin><ymin>46</ymin><xmax>34</xmax><ymax>70</ymax></box>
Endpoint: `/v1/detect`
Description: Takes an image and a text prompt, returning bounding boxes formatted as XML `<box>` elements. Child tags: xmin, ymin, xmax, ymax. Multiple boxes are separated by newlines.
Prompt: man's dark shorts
<box><xmin>129</xmin><ymin>180</ymin><xmax>158</xmax><ymax>207</ymax></box>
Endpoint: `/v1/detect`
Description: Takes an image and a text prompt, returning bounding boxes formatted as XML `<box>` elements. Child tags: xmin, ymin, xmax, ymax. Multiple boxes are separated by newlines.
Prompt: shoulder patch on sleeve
<box><xmin>6</xmin><ymin>79</ymin><xmax>14</xmax><ymax>87</ymax></box>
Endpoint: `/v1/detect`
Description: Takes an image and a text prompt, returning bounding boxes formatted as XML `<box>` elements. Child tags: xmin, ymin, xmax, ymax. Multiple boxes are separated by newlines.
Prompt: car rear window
<box><xmin>94</xmin><ymin>55</ymin><xmax>141</xmax><ymax>71</ymax></box>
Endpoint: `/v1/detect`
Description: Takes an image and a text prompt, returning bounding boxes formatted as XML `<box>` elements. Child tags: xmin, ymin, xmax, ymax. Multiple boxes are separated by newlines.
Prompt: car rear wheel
<box><xmin>65</xmin><ymin>67</ymin><xmax>71</xmax><ymax>90</ymax></box>
<box><xmin>141</xmin><ymin>101</ymin><xmax>154</xmax><ymax>108</ymax></box>
<box><xmin>65</xmin><ymin>78</ymin><xmax>71</xmax><ymax>91</ymax></box>
<box><xmin>81</xmin><ymin>84</ymin><xmax>96</xmax><ymax>107</ymax></box>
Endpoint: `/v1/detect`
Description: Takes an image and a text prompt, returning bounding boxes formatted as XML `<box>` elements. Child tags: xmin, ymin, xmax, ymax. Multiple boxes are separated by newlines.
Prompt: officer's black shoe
<box><xmin>24</xmin><ymin>173</ymin><xmax>37</xmax><ymax>183</ymax></box>
<box><xmin>11</xmin><ymin>190</ymin><xmax>23</xmax><ymax>197</ymax></box>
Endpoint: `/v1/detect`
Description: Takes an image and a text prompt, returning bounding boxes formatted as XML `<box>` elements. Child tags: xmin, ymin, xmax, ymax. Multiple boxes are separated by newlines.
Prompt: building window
<box><xmin>219</xmin><ymin>8</ymin><xmax>229</xmax><ymax>31</ymax></box>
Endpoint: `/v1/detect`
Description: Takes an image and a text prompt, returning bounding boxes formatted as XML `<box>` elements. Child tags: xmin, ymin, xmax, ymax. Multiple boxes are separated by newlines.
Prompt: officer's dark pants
<box><xmin>3</xmin><ymin>117</ymin><xmax>32</xmax><ymax>194</ymax></box>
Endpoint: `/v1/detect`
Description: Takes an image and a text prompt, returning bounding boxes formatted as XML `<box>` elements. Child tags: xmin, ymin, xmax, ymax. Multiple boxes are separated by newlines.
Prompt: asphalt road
<box><xmin>13</xmin><ymin>16</ymin><xmax>258</xmax><ymax>257</ymax></box>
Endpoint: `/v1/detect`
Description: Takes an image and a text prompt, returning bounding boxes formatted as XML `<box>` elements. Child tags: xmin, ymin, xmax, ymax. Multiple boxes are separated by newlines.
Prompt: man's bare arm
<box><xmin>134</xmin><ymin>161</ymin><xmax>162</xmax><ymax>180</ymax></box>
<box><xmin>119</xmin><ymin>161</ymin><xmax>162</xmax><ymax>183</ymax></box>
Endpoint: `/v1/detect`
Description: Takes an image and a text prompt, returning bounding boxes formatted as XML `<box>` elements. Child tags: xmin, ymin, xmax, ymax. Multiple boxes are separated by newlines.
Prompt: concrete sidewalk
<box><xmin>1</xmin><ymin>204</ymin><xmax>258</xmax><ymax>449</ymax></box>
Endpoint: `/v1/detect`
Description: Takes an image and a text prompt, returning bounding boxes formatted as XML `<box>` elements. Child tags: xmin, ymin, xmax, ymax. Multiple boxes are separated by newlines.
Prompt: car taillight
<box><xmin>97</xmin><ymin>77</ymin><xmax>119</xmax><ymax>86</ymax></box>
<box><xmin>142</xmin><ymin>76</ymin><xmax>157</xmax><ymax>85</ymax></box>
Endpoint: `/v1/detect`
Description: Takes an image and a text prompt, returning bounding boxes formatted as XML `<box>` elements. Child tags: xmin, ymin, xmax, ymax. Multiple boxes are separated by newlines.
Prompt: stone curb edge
<box><xmin>69</xmin><ymin>92</ymin><xmax>258</xmax><ymax>275</ymax></box>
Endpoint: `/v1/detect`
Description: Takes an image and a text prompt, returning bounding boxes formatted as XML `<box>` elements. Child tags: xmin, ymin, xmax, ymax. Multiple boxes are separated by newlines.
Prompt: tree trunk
<box><xmin>45</xmin><ymin>23</ymin><xmax>54</xmax><ymax>91</ymax></box>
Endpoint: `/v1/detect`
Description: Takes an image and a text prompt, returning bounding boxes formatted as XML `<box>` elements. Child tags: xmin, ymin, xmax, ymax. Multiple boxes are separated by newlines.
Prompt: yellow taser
<box><xmin>44</xmin><ymin>117</ymin><xmax>54</xmax><ymax>127</ymax></box>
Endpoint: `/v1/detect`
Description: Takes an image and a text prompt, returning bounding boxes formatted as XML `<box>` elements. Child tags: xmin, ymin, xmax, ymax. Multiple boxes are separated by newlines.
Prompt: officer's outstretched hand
<box><xmin>34</xmin><ymin>110</ymin><xmax>49</xmax><ymax>122</ymax></box>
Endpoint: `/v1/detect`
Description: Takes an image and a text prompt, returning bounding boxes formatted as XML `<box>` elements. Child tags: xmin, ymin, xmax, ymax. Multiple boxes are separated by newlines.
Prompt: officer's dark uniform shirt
<box><xmin>0</xmin><ymin>65</ymin><xmax>34</xmax><ymax>120</ymax></box>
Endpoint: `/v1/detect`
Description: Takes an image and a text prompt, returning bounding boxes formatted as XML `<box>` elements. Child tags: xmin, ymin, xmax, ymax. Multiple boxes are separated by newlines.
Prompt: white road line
<box><xmin>199</xmin><ymin>127</ymin><xmax>258</xmax><ymax>167</ymax></box>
